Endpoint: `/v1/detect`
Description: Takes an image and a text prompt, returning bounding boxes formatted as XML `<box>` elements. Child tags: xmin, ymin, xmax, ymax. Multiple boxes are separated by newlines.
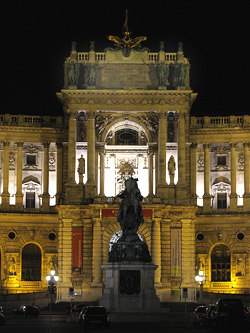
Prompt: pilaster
<box><xmin>85</xmin><ymin>110</ymin><xmax>97</xmax><ymax>198</ymax></box>
<box><xmin>243</xmin><ymin>142</ymin><xmax>250</xmax><ymax>211</ymax></box>
<box><xmin>203</xmin><ymin>143</ymin><xmax>212</xmax><ymax>213</ymax></box>
<box><xmin>56</xmin><ymin>142</ymin><xmax>63</xmax><ymax>204</ymax></box>
<box><xmin>230</xmin><ymin>142</ymin><xmax>237</xmax><ymax>212</ymax></box>
<box><xmin>41</xmin><ymin>142</ymin><xmax>50</xmax><ymax>212</ymax></box>
<box><xmin>156</xmin><ymin>111</ymin><xmax>167</xmax><ymax>197</ymax></box>
<box><xmin>176</xmin><ymin>111</ymin><xmax>187</xmax><ymax>199</ymax></box>
<box><xmin>15</xmin><ymin>141</ymin><xmax>24</xmax><ymax>211</ymax></box>
<box><xmin>1</xmin><ymin>140</ymin><xmax>10</xmax><ymax>210</ymax></box>
<box><xmin>152</xmin><ymin>219</ymin><xmax>162</xmax><ymax>289</ymax></box>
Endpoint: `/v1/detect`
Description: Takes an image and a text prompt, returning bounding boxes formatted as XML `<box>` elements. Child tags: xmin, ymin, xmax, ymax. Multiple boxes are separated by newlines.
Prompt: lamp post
<box><xmin>195</xmin><ymin>270</ymin><xmax>207</xmax><ymax>304</ymax></box>
<box><xmin>46</xmin><ymin>270</ymin><xmax>59</xmax><ymax>333</ymax></box>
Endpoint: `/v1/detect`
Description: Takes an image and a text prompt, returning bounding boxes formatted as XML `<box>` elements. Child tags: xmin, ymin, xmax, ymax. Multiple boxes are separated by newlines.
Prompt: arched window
<box><xmin>22</xmin><ymin>244</ymin><xmax>41</xmax><ymax>281</ymax></box>
<box><xmin>115</xmin><ymin>129</ymin><xmax>138</xmax><ymax>145</ymax></box>
<box><xmin>211</xmin><ymin>244</ymin><xmax>231</xmax><ymax>281</ymax></box>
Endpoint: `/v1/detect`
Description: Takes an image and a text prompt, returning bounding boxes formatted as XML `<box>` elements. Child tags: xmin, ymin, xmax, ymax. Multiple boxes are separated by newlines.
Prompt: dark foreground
<box><xmin>1</xmin><ymin>313</ymin><xmax>249</xmax><ymax>333</ymax></box>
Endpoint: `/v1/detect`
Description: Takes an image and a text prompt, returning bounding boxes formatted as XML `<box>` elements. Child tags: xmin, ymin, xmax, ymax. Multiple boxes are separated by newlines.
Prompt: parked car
<box><xmin>12</xmin><ymin>304</ymin><xmax>39</xmax><ymax>317</ymax></box>
<box><xmin>193</xmin><ymin>305</ymin><xmax>206</xmax><ymax>325</ymax></box>
<box><xmin>243</xmin><ymin>306</ymin><xmax>250</xmax><ymax>321</ymax></box>
<box><xmin>204</xmin><ymin>304</ymin><xmax>215</xmax><ymax>327</ymax></box>
<box><xmin>0</xmin><ymin>307</ymin><xmax>5</xmax><ymax>326</ymax></box>
<box><xmin>79</xmin><ymin>306</ymin><xmax>110</xmax><ymax>328</ymax></box>
<box><xmin>212</xmin><ymin>298</ymin><xmax>245</xmax><ymax>327</ymax></box>
<box><xmin>67</xmin><ymin>303</ymin><xmax>88</xmax><ymax>315</ymax></box>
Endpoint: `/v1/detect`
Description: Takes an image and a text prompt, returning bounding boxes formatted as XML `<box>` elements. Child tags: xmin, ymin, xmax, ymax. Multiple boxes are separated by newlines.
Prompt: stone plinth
<box><xmin>99</xmin><ymin>262</ymin><xmax>160</xmax><ymax>312</ymax></box>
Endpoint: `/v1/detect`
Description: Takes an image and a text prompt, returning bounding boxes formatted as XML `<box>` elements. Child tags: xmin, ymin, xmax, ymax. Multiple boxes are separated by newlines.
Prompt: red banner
<box><xmin>102</xmin><ymin>208</ymin><xmax>152</xmax><ymax>218</ymax></box>
<box><xmin>72</xmin><ymin>228</ymin><xmax>83</xmax><ymax>268</ymax></box>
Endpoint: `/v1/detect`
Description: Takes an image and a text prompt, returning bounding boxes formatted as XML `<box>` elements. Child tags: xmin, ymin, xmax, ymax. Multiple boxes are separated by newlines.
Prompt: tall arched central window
<box><xmin>211</xmin><ymin>244</ymin><xmax>231</xmax><ymax>281</ymax></box>
<box><xmin>22</xmin><ymin>244</ymin><xmax>41</xmax><ymax>281</ymax></box>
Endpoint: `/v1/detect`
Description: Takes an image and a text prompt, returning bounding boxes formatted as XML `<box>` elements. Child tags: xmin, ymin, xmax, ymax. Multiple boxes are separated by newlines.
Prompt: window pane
<box><xmin>115</xmin><ymin>129</ymin><xmax>138</xmax><ymax>145</ymax></box>
<box><xmin>27</xmin><ymin>155</ymin><xmax>36</xmax><ymax>165</ymax></box>
<box><xmin>22</xmin><ymin>244</ymin><xmax>41</xmax><ymax>281</ymax></box>
<box><xmin>211</xmin><ymin>244</ymin><xmax>230</xmax><ymax>282</ymax></box>
<box><xmin>217</xmin><ymin>156</ymin><xmax>226</xmax><ymax>166</ymax></box>
<box><xmin>218</xmin><ymin>193</ymin><xmax>226</xmax><ymax>209</ymax></box>
<box><xmin>26</xmin><ymin>192</ymin><xmax>35</xmax><ymax>208</ymax></box>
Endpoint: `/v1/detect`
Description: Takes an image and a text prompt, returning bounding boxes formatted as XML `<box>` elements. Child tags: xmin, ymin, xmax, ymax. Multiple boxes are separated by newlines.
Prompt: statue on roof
<box><xmin>107</xmin><ymin>10</ymin><xmax>148</xmax><ymax>57</ymax></box>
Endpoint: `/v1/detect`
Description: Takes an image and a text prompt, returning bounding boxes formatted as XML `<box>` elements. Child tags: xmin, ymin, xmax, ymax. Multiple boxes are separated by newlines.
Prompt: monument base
<box><xmin>99</xmin><ymin>262</ymin><xmax>160</xmax><ymax>312</ymax></box>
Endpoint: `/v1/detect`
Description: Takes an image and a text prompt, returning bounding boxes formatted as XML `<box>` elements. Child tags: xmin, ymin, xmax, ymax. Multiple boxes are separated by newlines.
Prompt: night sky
<box><xmin>2</xmin><ymin>1</ymin><xmax>249</xmax><ymax>117</ymax></box>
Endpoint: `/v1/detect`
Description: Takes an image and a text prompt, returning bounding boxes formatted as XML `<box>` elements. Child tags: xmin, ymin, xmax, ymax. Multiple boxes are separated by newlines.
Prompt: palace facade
<box><xmin>0</xmin><ymin>36</ymin><xmax>249</xmax><ymax>303</ymax></box>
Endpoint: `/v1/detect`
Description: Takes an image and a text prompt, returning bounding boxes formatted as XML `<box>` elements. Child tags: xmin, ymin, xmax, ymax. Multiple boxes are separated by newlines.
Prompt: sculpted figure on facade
<box><xmin>168</xmin><ymin>155</ymin><xmax>176</xmax><ymax>185</ymax></box>
<box><xmin>7</xmin><ymin>256</ymin><xmax>16</xmax><ymax>275</ymax></box>
<box><xmin>66</xmin><ymin>61</ymin><xmax>80</xmax><ymax>86</ymax></box>
<box><xmin>175</xmin><ymin>62</ymin><xmax>188</xmax><ymax>86</ymax></box>
<box><xmin>156</xmin><ymin>63</ymin><xmax>169</xmax><ymax>86</ymax></box>
<box><xmin>77</xmin><ymin>155</ymin><xmax>85</xmax><ymax>184</ymax></box>
<box><xmin>86</xmin><ymin>63</ymin><xmax>97</xmax><ymax>86</ymax></box>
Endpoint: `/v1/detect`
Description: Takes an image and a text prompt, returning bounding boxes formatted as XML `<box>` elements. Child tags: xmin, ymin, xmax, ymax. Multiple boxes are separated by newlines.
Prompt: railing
<box><xmin>77</xmin><ymin>52</ymin><xmax>177</xmax><ymax>64</ymax></box>
<box><xmin>165</xmin><ymin>53</ymin><xmax>177</xmax><ymax>62</ymax></box>
<box><xmin>0</xmin><ymin>115</ymin><xmax>63</xmax><ymax>128</ymax></box>
<box><xmin>190</xmin><ymin>115</ymin><xmax>246</xmax><ymax>128</ymax></box>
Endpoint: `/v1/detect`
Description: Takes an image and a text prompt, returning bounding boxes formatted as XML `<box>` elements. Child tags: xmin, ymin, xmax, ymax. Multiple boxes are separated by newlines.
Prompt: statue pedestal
<box><xmin>99</xmin><ymin>262</ymin><xmax>160</xmax><ymax>312</ymax></box>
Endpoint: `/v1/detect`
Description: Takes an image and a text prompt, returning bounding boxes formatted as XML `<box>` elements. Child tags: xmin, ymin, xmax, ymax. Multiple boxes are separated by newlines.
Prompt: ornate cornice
<box><xmin>59</xmin><ymin>90</ymin><xmax>193</xmax><ymax>109</ymax></box>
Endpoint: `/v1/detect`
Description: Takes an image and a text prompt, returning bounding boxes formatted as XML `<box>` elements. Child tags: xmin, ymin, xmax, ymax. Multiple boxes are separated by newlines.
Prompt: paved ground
<box><xmin>1</xmin><ymin>313</ymin><xmax>250</xmax><ymax>333</ymax></box>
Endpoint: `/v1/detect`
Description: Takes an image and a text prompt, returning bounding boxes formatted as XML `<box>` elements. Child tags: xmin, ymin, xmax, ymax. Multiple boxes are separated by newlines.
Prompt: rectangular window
<box><xmin>217</xmin><ymin>155</ymin><xmax>226</xmax><ymax>166</ymax></box>
<box><xmin>26</xmin><ymin>192</ymin><xmax>35</xmax><ymax>208</ymax></box>
<box><xmin>217</xmin><ymin>193</ymin><xmax>227</xmax><ymax>209</ymax></box>
<box><xmin>26</xmin><ymin>154</ymin><xmax>36</xmax><ymax>165</ymax></box>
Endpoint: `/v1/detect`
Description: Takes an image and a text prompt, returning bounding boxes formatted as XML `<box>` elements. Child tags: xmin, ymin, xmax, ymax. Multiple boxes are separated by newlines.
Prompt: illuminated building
<box><xmin>0</xmin><ymin>34</ymin><xmax>249</xmax><ymax>302</ymax></box>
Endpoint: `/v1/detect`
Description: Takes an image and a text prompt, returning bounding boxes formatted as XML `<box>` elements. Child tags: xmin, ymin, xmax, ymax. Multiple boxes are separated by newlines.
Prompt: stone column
<box><xmin>190</xmin><ymin>143</ymin><xmax>197</xmax><ymax>202</ymax></box>
<box><xmin>99</xmin><ymin>152</ymin><xmax>105</xmax><ymax>197</ymax></box>
<box><xmin>86</xmin><ymin>110</ymin><xmax>97</xmax><ymax>198</ymax></box>
<box><xmin>15</xmin><ymin>141</ymin><xmax>24</xmax><ymax>210</ymax></box>
<box><xmin>67</xmin><ymin>111</ymin><xmax>77</xmax><ymax>184</ymax></box>
<box><xmin>152</xmin><ymin>219</ymin><xmax>162</xmax><ymax>286</ymax></box>
<box><xmin>243</xmin><ymin>142</ymin><xmax>250</xmax><ymax>211</ymax></box>
<box><xmin>176</xmin><ymin>111</ymin><xmax>187</xmax><ymax>199</ymax></box>
<box><xmin>92</xmin><ymin>218</ymin><xmax>102</xmax><ymax>287</ymax></box>
<box><xmin>1</xmin><ymin>140</ymin><xmax>10</xmax><ymax>210</ymax></box>
<box><xmin>203</xmin><ymin>143</ymin><xmax>212</xmax><ymax>213</ymax></box>
<box><xmin>156</xmin><ymin>111</ymin><xmax>167</xmax><ymax>197</ymax></box>
<box><xmin>41</xmin><ymin>142</ymin><xmax>50</xmax><ymax>212</ymax></box>
<box><xmin>56</xmin><ymin>142</ymin><xmax>63</xmax><ymax>204</ymax></box>
<box><xmin>230</xmin><ymin>142</ymin><xmax>237</xmax><ymax>212</ymax></box>
<box><xmin>148</xmin><ymin>152</ymin><xmax>154</xmax><ymax>197</ymax></box>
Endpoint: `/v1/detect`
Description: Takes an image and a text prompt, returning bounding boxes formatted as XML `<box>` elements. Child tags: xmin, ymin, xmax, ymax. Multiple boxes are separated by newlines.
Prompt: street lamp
<box><xmin>46</xmin><ymin>270</ymin><xmax>59</xmax><ymax>333</ymax></box>
<box><xmin>195</xmin><ymin>270</ymin><xmax>207</xmax><ymax>304</ymax></box>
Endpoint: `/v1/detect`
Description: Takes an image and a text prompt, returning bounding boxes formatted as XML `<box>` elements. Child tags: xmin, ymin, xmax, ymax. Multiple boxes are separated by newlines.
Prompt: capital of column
<box><xmin>86</xmin><ymin>109</ymin><xmax>96</xmax><ymax>119</ymax></box>
<box><xmin>43</xmin><ymin>142</ymin><xmax>50</xmax><ymax>149</ymax></box>
<box><xmin>3</xmin><ymin>140</ymin><xmax>10</xmax><ymax>147</ymax></box>
<box><xmin>229</xmin><ymin>142</ymin><xmax>237</xmax><ymax>149</ymax></box>
<box><xmin>56</xmin><ymin>142</ymin><xmax>63</xmax><ymax>149</ymax></box>
<box><xmin>177</xmin><ymin>110</ymin><xmax>186</xmax><ymax>120</ymax></box>
<box><xmin>202</xmin><ymin>142</ymin><xmax>211</xmax><ymax>151</ymax></box>
<box><xmin>190</xmin><ymin>142</ymin><xmax>197</xmax><ymax>149</ymax></box>
<box><xmin>16</xmin><ymin>141</ymin><xmax>23</xmax><ymax>148</ymax></box>
<box><xmin>158</xmin><ymin>110</ymin><xmax>167</xmax><ymax>120</ymax></box>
